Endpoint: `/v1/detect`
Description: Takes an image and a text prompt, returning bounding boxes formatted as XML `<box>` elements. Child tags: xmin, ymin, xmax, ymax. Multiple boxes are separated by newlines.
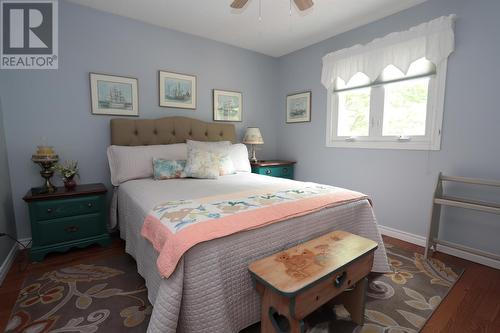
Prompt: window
<box><xmin>322</xmin><ymin>15</ymin><xmax>455</xmax><ymax>150</ymax></box>
<box><xmin>336</xmin><ymin>73</ymin><xmax>371</xmax><ymax>137</ymax></box>
<box><xmin>327</xmin><ymin>58</ymin><xmax>445</xmax><ymax>150</ymax></box>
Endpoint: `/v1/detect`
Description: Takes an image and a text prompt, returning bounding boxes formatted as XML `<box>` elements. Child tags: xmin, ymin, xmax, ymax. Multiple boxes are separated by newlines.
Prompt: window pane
<box><xmin>337</xmin><ymin>88</ymin><xmax>370</xmax><ymax>137</ymax></box>
<box><xmin>382</xmin><ymin>78</ymin><xmax>429</xmax><ymax>136</ymax></box>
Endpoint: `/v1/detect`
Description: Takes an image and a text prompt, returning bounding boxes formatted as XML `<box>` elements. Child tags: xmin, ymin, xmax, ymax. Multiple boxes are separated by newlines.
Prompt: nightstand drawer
<box><xmin>253</xmin><ymin>166</ymin><xmax>294</xmax><ymax>179</ymax></box>
<box><xmin>251</xmin><ymin>160</ymin><xmax>296</xmax><ymax>180</ymax></box>
<box><xmin>256</xmin><ymin>166</ymin><xmax>280</xmax><ymax>177</ymax></box>
<box><xmin>279</xmin><ymin>166</ymin><xmax>293</xmax><ymax>179</ymax></box>
<box><xmin>35</xmin><ymin>213</ymin><xmax>104</xmax><ymax>245</ymax></box>
<box><xmin>32</xmin><ymin>195</ymin><xmax>103</xmax><ymax>220</ymax></box>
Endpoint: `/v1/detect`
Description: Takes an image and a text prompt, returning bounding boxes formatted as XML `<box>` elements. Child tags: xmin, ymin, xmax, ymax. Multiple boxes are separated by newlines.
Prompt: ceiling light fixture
<box><xmin>231</xmin><ymin>0</ymin><xmax>314</xmax><ymax>19</ymax></box>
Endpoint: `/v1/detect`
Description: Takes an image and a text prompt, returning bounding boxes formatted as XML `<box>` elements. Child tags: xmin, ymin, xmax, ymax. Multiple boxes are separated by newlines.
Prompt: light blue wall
<box><xmin>275</xmin><ymin>0</ymin><xmax>500</xmax><ymax>253</ymax></box>
<box><xmin>0</xmin><ymin>0</ymin><xmax>279</xmax><ymax>238</ymax></box>
<box><xmin>0</xmin><ymin>97</ymin><xmax>16</xmax><ymax>264</ymax></box>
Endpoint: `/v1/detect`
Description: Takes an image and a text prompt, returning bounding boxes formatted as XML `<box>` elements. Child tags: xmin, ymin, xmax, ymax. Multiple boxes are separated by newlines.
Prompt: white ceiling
<box><xmin>66</xmin><ymin>0</ymin><xmax>427</xmax><ymax>57</ymax></box>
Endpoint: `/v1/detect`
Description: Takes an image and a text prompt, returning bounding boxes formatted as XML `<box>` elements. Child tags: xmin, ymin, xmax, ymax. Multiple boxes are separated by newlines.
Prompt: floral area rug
<box><xmin>243</xmin><ymin>243</ymin><xmax>464</xmax><ymax>333</ymax></box>
<box><xmin>4</xmin><ymin>255</ymin><xmax>152</xmax><ymax>333</ymax></box>
<box><xmin>5</xmin><ymin>244</ymin><xmax>463</xmax><ymax>333</ymax></box>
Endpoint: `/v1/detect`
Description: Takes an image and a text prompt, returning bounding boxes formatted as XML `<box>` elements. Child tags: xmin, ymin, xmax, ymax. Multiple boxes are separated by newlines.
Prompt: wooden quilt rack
<box><xmin>425</xmin><ymin>173</ymin><xmax>500</xmax><ymax>262</ymax></box>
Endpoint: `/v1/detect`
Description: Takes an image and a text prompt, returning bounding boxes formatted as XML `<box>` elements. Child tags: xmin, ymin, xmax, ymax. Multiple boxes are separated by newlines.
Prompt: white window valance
<box><xmin>321</xmin><ymin>15</ymin><xmax>456</xmax><ymax>89</ymax></box>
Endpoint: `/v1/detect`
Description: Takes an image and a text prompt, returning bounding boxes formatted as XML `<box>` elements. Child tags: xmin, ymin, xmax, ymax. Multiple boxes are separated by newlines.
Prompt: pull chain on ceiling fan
<box><xmin>230</xmin><ymin>0</ymin><xmax>314</xmax><ymax>12</ymax></box>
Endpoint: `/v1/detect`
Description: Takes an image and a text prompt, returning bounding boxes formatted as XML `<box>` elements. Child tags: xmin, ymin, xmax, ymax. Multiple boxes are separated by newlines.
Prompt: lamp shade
<box><xmin>243</xmin><ymin>127</ymin><xmax>264</xmax><ymax>145</ymax></box>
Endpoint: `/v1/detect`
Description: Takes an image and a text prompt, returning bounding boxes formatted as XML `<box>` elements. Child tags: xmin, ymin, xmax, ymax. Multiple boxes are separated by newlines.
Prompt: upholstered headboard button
<box><xmin>110</xmin><ymin>116</ymin><xmax>236</xmax><ymax>146</ymax></box>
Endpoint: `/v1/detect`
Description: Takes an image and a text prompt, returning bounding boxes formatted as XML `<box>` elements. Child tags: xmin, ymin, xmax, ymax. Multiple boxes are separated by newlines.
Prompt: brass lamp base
<box><xmin>32</xmin><ymin>155</ymin><xmax>59</xmax><ymax>194</ymax></box>
<box><xmin>40</xmin><ymin>168</ymin><xmax>57</xmax><ymax>193</ymax></box>
<box><xmin>250</xmin><ymin>145</ymin><xmax>258</xmax><ymax>163</ymax></box>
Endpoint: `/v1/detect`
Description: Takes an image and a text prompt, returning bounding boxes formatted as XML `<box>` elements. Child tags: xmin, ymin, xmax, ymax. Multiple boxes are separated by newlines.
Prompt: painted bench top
<box><xmin>249</xmin><ymin>230</ymin><xmax>378</xmax><ymax>295</ymax></box>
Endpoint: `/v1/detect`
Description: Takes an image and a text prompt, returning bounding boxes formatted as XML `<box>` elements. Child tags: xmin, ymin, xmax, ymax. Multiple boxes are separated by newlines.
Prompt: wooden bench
<box><xmin>249</xmin><ymin>230</ymin><xmax>378</xmax><ymax>333</ymax></box>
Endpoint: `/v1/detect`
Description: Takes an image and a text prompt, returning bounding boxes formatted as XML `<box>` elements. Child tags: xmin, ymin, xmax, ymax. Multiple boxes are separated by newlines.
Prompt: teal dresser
<box><xmin>251</xmin><ymin>160</ymin><xmax>296</xmax><ymax>179</ymax></box>
<box><xmin>23</xmin><ymin>183</ymin><xmax>111</xmax><ymax>261</ymax></box>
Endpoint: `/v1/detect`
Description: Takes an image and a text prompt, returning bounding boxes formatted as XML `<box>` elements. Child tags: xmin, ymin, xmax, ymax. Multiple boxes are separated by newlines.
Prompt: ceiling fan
<box><xmin>230</xmin><ymin>0</ymin><xmax>314</xmax><ymax>11</ymax></box>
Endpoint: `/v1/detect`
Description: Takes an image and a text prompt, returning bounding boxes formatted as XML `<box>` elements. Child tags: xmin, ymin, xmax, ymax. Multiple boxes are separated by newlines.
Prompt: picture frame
<box><xmin>90</xmin><ymin>73</ymin><xmax>139</xmax><ymax>116</ymax></box>
<box><xmin>213</xmin><ymin>89</ymin><xmax>243</xmax><ymax>122</ymax></box>
<box><xmin>159</xmin><ymin>70</ymin><xmax>197</xmax><ymax>109</ymax></box>
<box><xmin>286</xmin><ymin>91</ymin><xmax>311</xmax><ymax>123</ymax></box>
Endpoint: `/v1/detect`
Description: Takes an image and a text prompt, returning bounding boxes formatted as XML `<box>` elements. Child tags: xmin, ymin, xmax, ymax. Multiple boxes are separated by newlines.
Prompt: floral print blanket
<box><xmin>141</xmin><ymin>183</ymin><xmax>368</xmax><ymax>278</ymax></box>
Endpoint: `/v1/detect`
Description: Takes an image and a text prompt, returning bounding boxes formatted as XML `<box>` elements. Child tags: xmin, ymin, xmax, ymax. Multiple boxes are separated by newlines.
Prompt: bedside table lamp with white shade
<box><xmin>243</xmin><ymin>127</ymin><xmax>264</xmax><ymax>163</ymax></box>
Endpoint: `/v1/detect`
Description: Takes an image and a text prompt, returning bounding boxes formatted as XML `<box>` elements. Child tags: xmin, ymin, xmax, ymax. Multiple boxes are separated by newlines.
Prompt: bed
<box><xmin>108</xmin><ymin>117</ymin><xmax>390</xmax><ymax>333</ymax></box>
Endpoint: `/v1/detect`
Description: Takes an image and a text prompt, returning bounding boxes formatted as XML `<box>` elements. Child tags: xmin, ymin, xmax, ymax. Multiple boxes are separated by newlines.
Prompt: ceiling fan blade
<box><xmin>230</xmin><ymin>0</ymin><xmax>249</xmax><ymax>9</ymax></box>
<box><xmin>294</xmin><ymin>0</ymin><xmax>314</xmax><ymax>11</ymax></box>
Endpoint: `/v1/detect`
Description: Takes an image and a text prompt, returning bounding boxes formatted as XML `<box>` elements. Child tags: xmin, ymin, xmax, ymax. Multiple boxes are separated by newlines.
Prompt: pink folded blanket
<box><xmin>141</xmin><ymin>183</ymin><xmax>368</xmax><ymax>278</ymax></box>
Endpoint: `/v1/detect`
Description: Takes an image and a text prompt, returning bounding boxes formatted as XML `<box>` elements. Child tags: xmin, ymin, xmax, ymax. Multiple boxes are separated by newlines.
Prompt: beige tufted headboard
<box><xmin>110</xmin><ymin>116</ymin><xmax>237</xmax><ymax>146</ymax></box>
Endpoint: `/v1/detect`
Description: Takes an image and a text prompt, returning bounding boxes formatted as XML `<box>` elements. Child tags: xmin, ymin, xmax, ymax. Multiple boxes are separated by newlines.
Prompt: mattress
<box><xmin>116</xmin><ymin>173</ymin><xmax>390</xmax><ymax>333</ymax></box>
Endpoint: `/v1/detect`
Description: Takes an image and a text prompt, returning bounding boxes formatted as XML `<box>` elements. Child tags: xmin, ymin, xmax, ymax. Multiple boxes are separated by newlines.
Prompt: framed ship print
<box><xmin>286</xmin><ymin>91</ymin><xmax>311</xmax><ymax>123</ymax></box>
<box><xmin>213</xmin><ymin>89</ymin><xmax>242</xmax><ymax>122</ymax></box>
<box><xmin>90</xmin><ymin>73</ymin><xmax>138</xmax><ymax>116</ymax></box>
<box><xmin>159</xmin><ymin>71</ymin><xmax>197</xmax><ymax>109</ymax></box>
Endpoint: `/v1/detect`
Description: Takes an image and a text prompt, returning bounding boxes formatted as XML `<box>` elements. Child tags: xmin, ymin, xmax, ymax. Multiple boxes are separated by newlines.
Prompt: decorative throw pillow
<box><xmin>186</xmin><ymin>140</ymin><xmax>235</xmax><ymax>176</ymax></box>
<box><xmin>218</xmin><ymin>153</ymin><xmax>236</xmax><ymax>176</ymax></box>
<box><xmin>183</xmin><ymin>146</ymin><xmax>220</xmax><ymax>179</ymax></box>
<box><xmin>153</xmin><ymin>159</ymin><xmax>186</xmax><ymax>180</ymax></box>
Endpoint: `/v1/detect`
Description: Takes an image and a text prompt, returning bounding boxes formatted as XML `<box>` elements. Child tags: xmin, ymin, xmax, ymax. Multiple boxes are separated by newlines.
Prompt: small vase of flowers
<box><xmin>55</xmin><ymin>161</ymin><xmax>79</xmax><ymax>190</ymax></box>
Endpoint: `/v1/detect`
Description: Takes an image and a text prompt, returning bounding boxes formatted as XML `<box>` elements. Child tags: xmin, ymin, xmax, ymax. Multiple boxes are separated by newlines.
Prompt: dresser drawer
<box><xmin>35</xmin><ymin>213</ymin><xmax>105</xmax><ymax>245</ymax></box>
<box><xmin>32</xmin><ymin>195</ymin><xmax>103</xmax><ymax>220</ymax></box>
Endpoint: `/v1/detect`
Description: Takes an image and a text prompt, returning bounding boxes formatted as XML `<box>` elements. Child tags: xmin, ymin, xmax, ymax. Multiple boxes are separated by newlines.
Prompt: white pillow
<box><xmin>186</xmin><ymin>140</ymin><xmax>235</xmax><ymax>175</ymax></box>
<box><xmin>107</xmin><ymin>144</ymin><xmax>187</xmax><ymax>186</ymax></box>
<box><xmin>229</xmin><ymin>143</ymin><xmax>251</xmax><ymax>173</ymax></box>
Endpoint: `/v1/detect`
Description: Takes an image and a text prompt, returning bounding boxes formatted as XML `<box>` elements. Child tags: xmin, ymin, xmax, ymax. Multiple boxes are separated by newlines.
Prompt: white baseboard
<box><xmin>0</xmin><ymin>244</ymin><xmax>18</xmax><ymax>286</ymax></box>
<box><xmin>0</xmin><ymin>237</ymin><xmax>33</xmax><ymax>286</ymax></box>
<box><xmin>17</xmin><ymin>238</ymin><xmax>32</xmax><ymax>249</ymax></box>
<box><xmin>379</xmin><ymin>225</ymin><xmax>426</xmax><ymax>246</ymax></box>
<box><xmin>379</xmin><ymin>225</ymin><xmax>500</xmax><ymax>270</ymax></box>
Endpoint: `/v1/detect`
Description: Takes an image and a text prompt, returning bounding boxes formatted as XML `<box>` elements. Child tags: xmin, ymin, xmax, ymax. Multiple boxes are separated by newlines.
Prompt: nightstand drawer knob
<box><xmin>265</xmin><ymin>168</ymin><xmax>272</xmax><ymax>175</ymax></box>
<box><xmin>87</xmin><ymin>203</ymin><xmax>93</xmax><ymax>208</ymax></box>
<box><xmin>47</xmin><ymin>208</ymin><xmax>53</xmax><ymax>213</ymax></box>
<box><xmin>65</xmin><ymin>225</ymin><xmax>79</xmax><ymax>233</ymax></box>
<box><xmin>283</xmin><ymin>168</ymin><xmax>288</xmax><ymax>174</ymax></box>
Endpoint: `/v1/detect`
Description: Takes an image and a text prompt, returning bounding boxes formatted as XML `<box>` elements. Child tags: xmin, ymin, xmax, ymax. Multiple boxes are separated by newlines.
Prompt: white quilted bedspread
<box><xmin>115</xmin><ymin>173</ymin><xmax>390</xmax><ymax>333</ymax></box>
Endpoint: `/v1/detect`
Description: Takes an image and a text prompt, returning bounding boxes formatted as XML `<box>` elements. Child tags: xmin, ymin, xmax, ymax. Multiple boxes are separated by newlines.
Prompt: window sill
<box><xmin>326</xmin><ymin>139</ymin><xmax>440</xmax><ymax>150</ymax></box>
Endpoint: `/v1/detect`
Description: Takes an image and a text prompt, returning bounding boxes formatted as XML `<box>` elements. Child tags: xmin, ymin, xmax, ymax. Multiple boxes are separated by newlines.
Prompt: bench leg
<box><xmin>260</xmin><ymin>288</ymin><xmax>304</xmax><ymax>333</ymax></box>
<box><xmin>329</xmin><ymin>277</ymin><xmax>367</xmax><ymax>325</ymax></box>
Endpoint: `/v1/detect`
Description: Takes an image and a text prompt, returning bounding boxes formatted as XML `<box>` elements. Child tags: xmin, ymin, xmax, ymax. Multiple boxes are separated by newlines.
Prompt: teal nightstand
<box><xmin>23</xmin><ymin>183</ymin><xmax>111</xmax><ymax>261</ymax></box>
<box><xmin>251</xmin><ymin>160</ymin><xmax>296</xmax><ymax>179</ymax></box>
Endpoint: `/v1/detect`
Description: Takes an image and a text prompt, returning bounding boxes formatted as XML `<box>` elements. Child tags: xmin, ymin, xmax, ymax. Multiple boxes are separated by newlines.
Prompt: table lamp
<box><xmin>31</xmin><ymin>145</ymin><xmax>59</xmax><ymax>194</ymax></box>
<box><xmin>243</xmin><ymin>127</ymin><xmax>264</xmax><ymax>163</ymax></box>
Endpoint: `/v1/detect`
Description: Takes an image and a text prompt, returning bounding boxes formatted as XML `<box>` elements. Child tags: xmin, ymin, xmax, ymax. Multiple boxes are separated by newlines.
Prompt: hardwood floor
<box><xmin>382</xmin><ymin>236</ymin><xmax>500</xmax><ymax>333</ymax></box>
<box><xmin>0</xmin><ymin>235</ymin><xmax>499</xmax><ymax>332</ymax></box>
